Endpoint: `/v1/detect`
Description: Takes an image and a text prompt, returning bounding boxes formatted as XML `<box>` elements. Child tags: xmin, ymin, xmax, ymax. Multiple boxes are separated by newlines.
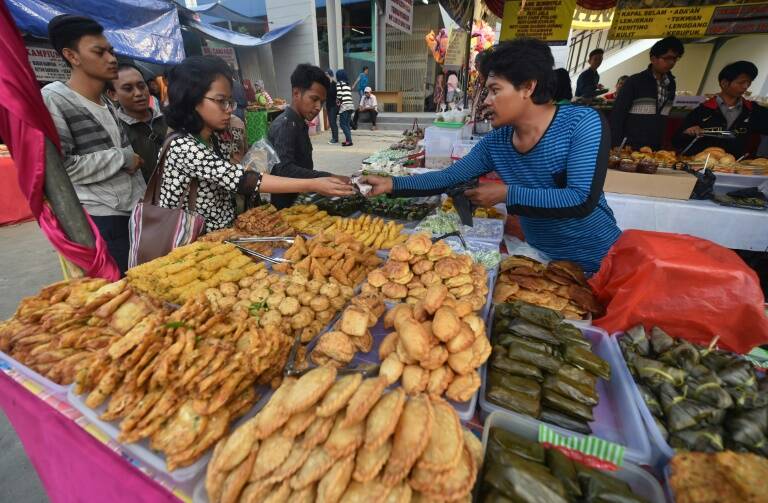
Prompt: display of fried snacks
<box><xmin>126</xmin><ymin>242</ymin><xmax>267</xmax><ymax>305</ymax></box>
<box><xmin>74</xmin><ymin>294</ymin><xmax>293</xmax><ymax>471</ymax></box>
<box><xmin>324</xmin><ymin>215</ymin><xmax>409</xmax><ymax>250</ymax></box>
<box><xmin>442</xmin><ymin>197</ymin><xmax>504</xmax><ymax>219</ymax></box>
<box><xmin>311</xmin><ymin>292</ymin><xmax>386</xmax><ymax>367</ymax></box>
<box><xmin>375</xmin><ymin>285</ymin><xmax>491</xmax><ymax>403</ymax></box>
<box><xmin>278</xmin><ymin>204</ymin><xmax>339</xmax><ymax>234</ymax></box>
<box><xmin>234</xmin><ymin>204</ymin><xmax>295</xmax><ymax>237</ymax></box>
<box><xmin>0</xmin><ymin>278</ymin><xmax>163</xmax><ymax>385</ymax></box>
<box><xmin>492</xmin><ymin>255</ymin><xmax>601</xmax><ymax>320</ymax></box>
<box><xmin>273</xmin><ymin>233</ymin><xmax>383</xmax><ymax>288</ymax></box>
<box><xmin>363</xmin><ymin>232</ymin><xmax>489</xmax><ymax>311</ymax></box>
<box><xmin>670</xmin><ymin>451</ymin><xmax>768</xmax><ymax>503</ymax></box>
<box><xmin>205</xmin><ymin>374</ymin><xmax>479</xmax><ymax>503</ymax></box>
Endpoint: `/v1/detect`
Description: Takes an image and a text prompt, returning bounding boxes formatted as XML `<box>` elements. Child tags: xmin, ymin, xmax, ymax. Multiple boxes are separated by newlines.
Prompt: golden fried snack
<box><xmin>288</xmin><ymin>483</ymin><xmax>317</xmax><ymax>503</ymax></box>
<box><xmin>426</xmin><ymin>366</ymin><xmax>454</xmax><ymax>397</ymax></box>
<box><xmin>379</xmin><ymin>332</ymin><xmax>399</xmax><ymax>360</ymax></box>
<box><xmin>445</xmin><ymin>372</ymin><xmax>481</xmax><ymax>402</ymax></box>
<box><xmin>261</xmin><ymin>480</ymin><xmax>291</xmax><ymax>503</ymax></box>
<box><xmin>313</xmin><ymin>331</ymin><xmax>356</xmax><ymax>365</ymax></box>
<box><xmin>340</xmin><ymin>479</ymin><xmax>392</xmax><ymax>503</ymax></box>
<box><xmin>422</xmin><ymin>285</ymin><xmax>448</xmax><ymax>315</ymax></box>
<box><xmin>417</xmin><ymin>397</ymin><xmax>463</xmax><ymax>472</ymax></box>
<box><xmin>383</xmin><ymin>304</ymin><xmax>412</xmax><ymax>330</ymax></box>
<box><xmin>405</xmin><ymin>233</ymin><xmax>431</xmax><ymax>256</ymax></box>
<box><xmin>251</xmin><ymin>434</ymin><xmax>294</xmax><ymax>480</ymax></box>
<box><xmin>447</xmin><ymin>346</ymin><xmax>475</xmax><ymax>376</ymax></box>
<box><xmin>283</xmin><ymin>408</ymin><xmax>317</xmax><ymax>438</ymax></box>
<box><xmin>325</xmin><ymin>414</ymin><xmax>366</xmax><ymax>458</ymax></box>
<box><xmin>283</xmin><ymin>365</ymin><xmax>338</xmax><ymax>415</ymax></box>
<box><xmin>379</xmin><ymin>353</ymin><xmax>405</xmax><ymax>385</ymax></box>
<box><xmin>432</xmin><ymin>306</ymin><xmax>460</xmax><ymax>342</ymax></box>
<box><xmin>316</xmin><ymin>373</ymin><xmax>363</xmax><ymax>418</ymax></box>
<box><xmin>290</xmin><ymin>447</ymin><xmax>335</xmax><ymax>490</ymax></box>
<box><xmin>364</xmin><ymin>388</ymin><xmax>406</xmax><ymax>451</ymax></box>
<box><xmin>384</xmin><ymin>482</ymin><xmax>412</xmax><ymax>503</ymax></box>
<box><xmin>205</xmin><ymin>440</ymin><xmax>228</xmax><ymax>503</ymax></box>
<box><xmin>402</xmin><ymin>365</ymin><xmax>429</xmax><ymax>395</ymax></box>
<box><xmin>389</xmin><ymin>244</ymin><xmax>412</xmax><ymax>262</ymax></box>
<box><xmin>382</xmin><ymin>282</ymin><xmax>408</xmax><ymax>300</ymax></box>
<box><xmin>426</xmin><ymin>241</ymin><xmax>452</xmax><ymax>261</ymax></box>
<box><xmin>395</xmin><ymin>317</ymin><xmax>430</xmax><ymax>362</ymax></box>
<box><xmin>382</xmin><ymin>394</ymin><xmax>434</xmax><ymax>486</ymax></box>
<box><xmin>446</xmin><ymin>323</ymin><xmax>475</xmax><ymax>354</ymax></box>
<box><xmin>303</xmin><ymin>416</ymin><xmax>335</xmax><ymax>449</ymax></box>
<box><xmin>420</xmin><ymin>345</ymin><xmax>449</xmax><ymax>371</ymax></box>
<box><xmin>262</xmin><ymin>442</ymin><xmax>310</xmax><ymax>484</ymax></box>
<box><xmin>462</xmin><ymin>429</ymin><xmax>483</xmax><ymax>468</ymax></box>
<box><xmin>340</xmin><ymin>307</ymin><xmax>369</xmax><ymax>337</ymax></box>
<box><xmin>353</xmin><ymin>440</ymin><xmax>391</xmax><ymax>483</ymax></box>
<box><xmin>219</xmin><ymin>445</ymin><xmax>257</xmax><ymax>503</ymax></box>
<box><xmin>317</xmin><ymin>453</ymin><xmax>355</xmax><ymax>503</ymax></box>
<box><xmin>343</xmin><ymin>376</ymin><xmax>388</xmax><ymax>427</ymax></box>
<box><xmin>409</xmin><ymin>447</ymin><xmax>476</xmax><ymax>501</ymax></box>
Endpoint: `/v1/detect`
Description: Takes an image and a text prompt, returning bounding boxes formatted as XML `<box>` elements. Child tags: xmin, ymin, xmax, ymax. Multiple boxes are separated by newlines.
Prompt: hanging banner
<box><xmin>609</xmin><ymin>0</ymin><xmax>768</xmax><ymax>39</ymax></box>
<box><xmin>26</xmin><ymin>46</ymin><xmax>70</xmax><ymax>82</ymax></box>
<box><xmin>202</xmin><ymin>46</ymin><xmax>238</xmax><ymax>69</ymax></box>
<box><xmin>385</xmin><ymin>0</ymin><xmax>414</xmax><ymax>34</ymax></box>
<box><xmin>500</xmin><ymin>0</ymin><xmax>577</xmax><ymax>45</ymax></box>
<box><xmin>572</xmin><ymin>6</ymin><xmax>615</xmax><ymax>30</ymax></box>
<box><xmin>443</xmin><ymin>29</ymin><xmax>468</xmax><ymax>68</ymax></box>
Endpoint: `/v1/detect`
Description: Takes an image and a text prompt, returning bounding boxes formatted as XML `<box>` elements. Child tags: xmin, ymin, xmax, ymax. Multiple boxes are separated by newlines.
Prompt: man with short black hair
<box><xmin>674</xmin><ymin>61</ymin><xmax>768</xmax><ymax>157</ymax></box>
<box><xmin>42</xmin><ymin>14</ymin><xmax>145</xmax><ymax>274</ymax></box>
<box><xmin>575</xmin><ymin>48</ymin><xmax>604</xmax><ymax>99</ymax></box>
<box><xmin>610</xmin><ymin>36</ymin><xmax>684</xmax><ymax>149</ymax></box>
<box><xmin>268</xmin><ymin>63</ymin><xmax>347</xmax><ymax>209</ymax></box>
<box><xmin>107</xmin><ymin>63</ymin><xmax>168</xmax><ymax>182</ymax></box>
<box><xmin>352</xmin><ymin>66</ymin><xmax>369</xmax><ymax>103</ymax></box>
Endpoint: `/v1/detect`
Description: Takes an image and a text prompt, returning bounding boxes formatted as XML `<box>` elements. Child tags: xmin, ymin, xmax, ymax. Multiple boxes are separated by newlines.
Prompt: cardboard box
<box><xmin>604</xmin><ymin>168</ymin><xmax>697</xmax><ymax>200</ymax></box>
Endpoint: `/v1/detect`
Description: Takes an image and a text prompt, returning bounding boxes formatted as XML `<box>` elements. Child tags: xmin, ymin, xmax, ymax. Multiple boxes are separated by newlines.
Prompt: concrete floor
<box><xmin>0</xmin><ymin>128</ymin><xmax>396</xmax><ymax>502</ymax></box>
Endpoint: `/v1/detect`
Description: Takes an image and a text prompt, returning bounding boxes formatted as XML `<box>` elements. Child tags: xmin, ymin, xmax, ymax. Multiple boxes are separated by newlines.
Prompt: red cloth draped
<box><xmin>0</xmin><ymin>3</ymin><xmax>119</xmax><ymax>281</ymax></box>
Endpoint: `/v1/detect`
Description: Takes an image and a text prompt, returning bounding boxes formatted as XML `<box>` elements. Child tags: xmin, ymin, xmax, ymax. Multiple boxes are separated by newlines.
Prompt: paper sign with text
<box><xmin>386</xmin><ymin>0</ymin><xmax>414</xmax><ymax>34</ymax></box>
<box><xmin>501</xmin><ymin>0</ymin><xmax>576</xmax><ymax>45</ymax></box>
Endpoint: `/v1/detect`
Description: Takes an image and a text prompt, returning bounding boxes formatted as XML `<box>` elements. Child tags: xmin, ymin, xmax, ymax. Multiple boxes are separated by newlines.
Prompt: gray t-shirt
<box><xmin>74</xmin><ymin>94</ymin><xmax>123</xmax><ymax>148</ymax></box>
<box><xmin>716</xmin><ymin>95</ymin><xmax>743</xmax><ymax>129</ymax></box>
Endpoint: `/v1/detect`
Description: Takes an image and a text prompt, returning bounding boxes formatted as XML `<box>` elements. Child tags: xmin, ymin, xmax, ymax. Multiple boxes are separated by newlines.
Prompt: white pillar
<box><xmin>326</xmin><ymin>0</ymin><xmax>344</xmax><ymax>71</ymax></box>
<box><xmin>375</xmin><ymin>3</ymin><xmax>386</xmax><ymax>91</ymax></box>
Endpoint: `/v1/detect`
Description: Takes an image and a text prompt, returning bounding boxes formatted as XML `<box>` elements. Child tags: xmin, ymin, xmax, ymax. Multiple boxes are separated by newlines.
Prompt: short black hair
<box><xmin>650</xmin><ymin>36</ymin><xmax>685</xmax><ymax>58</ymax></box>
<box><xmin>291</xmin><ymin>64</ymin><xmax>330</xmax><ymax>93</ymax></box>
<box><xmin>589</xmin><ymin>48</ymin><xmax>604</xmax><ymax>58</ymax></box>
<box><xmin>47</xmin><ymin>14</ymin><xmax>104</xmax><ymax>66</ymax></box>
<box><xmin>362</xmin><ymin>66</ymin><xmax>369</xmax><ymax>72</ymax></box>
<box><xmin>105</xmin><ymin>63</ymin><xmax>144</xmax><ymax>92</ymax></box>
<box><xmin>553</xmin><ymin>68</ymin><xmax>572</xmax><ymax>102</ymax></box>
<box><xmin>479</xmin><ymin>39</ymin><xmax>555</xmax><ymax>105</ymax></box>
<box><xmin>718</xmin><ymin>61</ymin><xmax>758</xmax><ymax>84</ymax></box>
<box><xmin>165</xmin><ymin>56</ymin><xmax>233</xmax><ymax>134</ymax></box>
<box><xmin>618</xmin><ymin>75</ymin><xmax>629</xmax><ymax>82</ymax></box>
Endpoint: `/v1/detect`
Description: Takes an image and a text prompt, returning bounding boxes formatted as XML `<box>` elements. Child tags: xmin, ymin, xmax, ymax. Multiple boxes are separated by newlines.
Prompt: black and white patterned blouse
<box><xmin>158</xmin><ymin>134</ymin><xmax>244</xmax><ymax>233</ymax></box>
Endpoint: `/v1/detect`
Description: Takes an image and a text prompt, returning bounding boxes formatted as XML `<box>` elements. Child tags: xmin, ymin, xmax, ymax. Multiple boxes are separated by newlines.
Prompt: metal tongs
<box><xmin>680</xmin><ymin>130</ymin><xmax>737</xmax><ymax>156</ymax></box>
<box><xmin>225</xmin><ymin>238</ymin><xmax>295</xmax><ymax>264</ymax></box>
<box><xmin>283</xmin><ymin>331</ymin><xmax>379</xmax><ymax>377</ymax></box>
<box><xmin>433</xmin><ymin>230</ymin><xmax>468</xmax><ymax>249</ymax></box>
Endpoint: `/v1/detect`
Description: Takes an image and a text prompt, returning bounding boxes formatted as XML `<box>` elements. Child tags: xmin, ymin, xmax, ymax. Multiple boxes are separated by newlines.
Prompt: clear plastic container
<box><xmin>0</xmin><ymin>351</ymin><xmax>69</xmax><ymax>398</ymax></box>
<box><xmin>67</xmin><ymin>384</ymin><xmax>272</xmax><ymax>482</ymax></box>
<box><xmin>610</xmin><ymin>332</ymin><xmax>676</xmax><ymax>469</ymax></box>
<box><xmin>481</xmin><ymin>411</ymin><xmax>666</xmax><ymax>502</ymax></box>
<box><xmin>479</xmin><ymin>323</ymin><xmax>653</xmax><ymax>466</ymax></box>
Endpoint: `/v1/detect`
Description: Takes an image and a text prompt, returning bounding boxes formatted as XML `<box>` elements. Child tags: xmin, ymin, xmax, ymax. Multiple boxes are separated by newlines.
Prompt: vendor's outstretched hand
<box><xmin>465</xmin><ymin>183</ymin><xmax>507</xmax><ymax>207</ymax></box>
<box><xmin>313</xmin><ymin>177</ymin><xmax>356</xmax><ymax>197</ymax></box>
<box><xmin>360</xmin><ymin>175</ymin><xmax>393</xmax><ymax>196</ymax></box>
<box><xmin>684</xmin><ymin>125</ymin><xmax>704</xmax><ymax>137</ymax></box>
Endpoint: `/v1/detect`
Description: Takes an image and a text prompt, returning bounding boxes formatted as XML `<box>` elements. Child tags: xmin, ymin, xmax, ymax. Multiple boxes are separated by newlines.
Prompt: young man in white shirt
<box><xmin>352</xmin><ymin>87</ymin><xmax>378</xmax><ymax>131</ymax></box>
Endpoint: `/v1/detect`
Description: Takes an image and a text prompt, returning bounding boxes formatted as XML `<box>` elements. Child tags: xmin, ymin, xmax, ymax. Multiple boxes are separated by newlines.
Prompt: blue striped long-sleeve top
<box><xmin>393</xmin><ymin>106</ymin><xmax>621</xmax><ymax>273</ymax></box>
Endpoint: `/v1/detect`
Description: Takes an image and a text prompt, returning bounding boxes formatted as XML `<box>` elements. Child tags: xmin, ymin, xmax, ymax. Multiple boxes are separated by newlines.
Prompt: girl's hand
<box><xmin>359</xmin><ymin>176</ymin><xmax>393</xmax><ymax>196</ymax></box>
<box><xmin>312</xmin><ymin>177</ymin><xmax>356</xmax><ymax>197</ymax></box>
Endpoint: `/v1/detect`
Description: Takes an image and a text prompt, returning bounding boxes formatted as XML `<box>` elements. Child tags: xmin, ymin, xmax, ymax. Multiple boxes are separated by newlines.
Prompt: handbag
<box><xmin>128</xmin><ymin>133</ymin><xmax>205</xmax><ymax>268</ymax></box>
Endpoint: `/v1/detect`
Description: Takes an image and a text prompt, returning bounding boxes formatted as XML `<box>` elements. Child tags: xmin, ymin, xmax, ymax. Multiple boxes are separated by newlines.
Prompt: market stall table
<box><xmin>605</xmin><ymin>192</ymin><xmax>768</xmax><ymax>251</ymax></box>
<box><xmin>0</xmin><ymin>364</ymin><xmax>192</xmax><ymax>503</ymax></box>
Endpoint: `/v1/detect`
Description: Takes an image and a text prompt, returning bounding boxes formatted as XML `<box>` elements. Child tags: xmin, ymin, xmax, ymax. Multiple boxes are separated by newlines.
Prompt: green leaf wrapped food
<box><xmin>496</xmin><ymin>333</ymin><xmax>556</xmax><ymax>354</ymax></box>
<box><xmin>540</xmin><ymin>408</ymin><xmax>592</xmax><ymax>435</ymax></box>
<box><xmin>546</xmin><ymin>448</ymin><xmax>582</xmax><ymax>498</ymax></box>
<box><xmin>649</xmin><ymin>326</ymin><xmax>675</xmax><ymax>355</ymax></box>
<box><xmin>508</xmin><ymin>345</ymin><xmax>563</xmax><ymax>374</ymax></box>
<box><xmin>542</xmin><ymin>389</ymin><xmax>594</xmax><ymax>422</ymax></box>
<box><xmin>577</xmin><ymin>466</ymin><xmax>649</xmax><ymax>503</ymax></box>
<box><xmin>687</xmin><ymin>377</ymin><xmax>734</xmax><ymax>409</ymax></box>
<box><xmin>654</xmin><ymin>416</ymin><xmax>669</xmax><ymax>441</ymax></box>
<box><xmin>557</xmin><ymin>364</ymin><xmax>598</xmax><ymax>390</ymax></box>
<box><xmin>725</xmin><ymin>408</ymin><xmax>768</xmax><ymax>452</ymax></box>
<box><xmin>666</xmin><ymin>398</ymin><xmax>721</xmax><ymax>432</ymax></box>
<box><xmin>637</xmin><ymin>384</ymin><xmax>663</xmax><ymax>417</ymax></box>
<box><xmin>553</xmin><ymin>323</ymin><xmax>591</xmax><ymax>348</ymax></box>
<box><xmin>624</xmin><ymin>325</ymin><xmax>650</xmax><ymax>356</ymax></box>
<box><xmin>632</xmin><ymin>356</ymin><xmax>686</xmax><ymax>388</ymax></box>
<box><xmin>505</xmin><ymin>301</ymin><xmax>564</xmax><ymax>330</ymax></box>
<box><xmin>669</xmin><ymin>427</ymin><xmax>724</xmax><ymax>452</ymax></box>
<box><xmin>543</xmin><ymin>375</ymin><xmax>598</xmax><ymax>406</ymax></box>
<box><xmin>562</xmin><ymin>344</ymin><xmax>610</xmax><ymax>380</ymax></box>
<box><xmin>481</xmin><ymin>489</ymin><xmax>516</xmax><ymax>503</ymax></box>
<box><xmin>659</xmin><ymin>341</ymin><xmax>701</xmax><ymax>370</ymax></box>
<box><xmin>483</xmin><ymin>461</ymin><xmax>569</xmax><ymax>503</ymax></box>
<box><xmin>488</xmin><ymin>370</ymin><xmax>542</xmax><ymax>399</ymax></box>
<box><xmin>489</xmin><ymin>427</ymin><xmax>547</xmax><ymax>464</ymax></box>
<box><xmin>488</xmin><ymin>385</ymin><xmax>542</xmax><ymax>418</ymax></box>
<box><xmin>717</xmin><ymin>360</ymin><xmax>758</xmax><ymax>389</ymax></box>
<box><xmin>507</xmin><ymin>319</ymin><xmax>562</xmax><ymax>345</ymax></box>
<box><xmin>491</xmin><ymin>353</ymin><xmax>544</xmax><ymax>382</ymax></box>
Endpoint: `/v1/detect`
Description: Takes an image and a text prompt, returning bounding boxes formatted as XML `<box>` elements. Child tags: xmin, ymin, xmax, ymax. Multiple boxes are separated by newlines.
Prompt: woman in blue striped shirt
<box><xmin>363</xmin><ymin>39</ymin><xmax>621</xmax><ymax>273</ymax></box>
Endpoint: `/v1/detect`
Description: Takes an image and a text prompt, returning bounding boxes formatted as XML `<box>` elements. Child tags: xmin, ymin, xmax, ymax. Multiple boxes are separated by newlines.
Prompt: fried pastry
<box><xmin>426</xmin><ymin>241</ymin><xmax>452</xmax><ymax>261</ymax></box>
<box><xmin>382</xmin><ymin>282</ymin><xmax>408</xmax><ymax>300</ymax></box>
<box><xmin>402</xmin><ymin>365</ymin><xmax>429</xmax><ymax>395</ymax></box>
<box><xmin>445</xmin><ymin>372</ymin><xmax>481</xmax><ymax>402</ymax></box>
<box><xmin>426</xmin><ymin>366</ymin><xmax>454</xmax><ymax>397</ymax></box>
<box><xmin>263</xmin><ymin>441</ymin><xmax>310</xmax><ymax>484</ymax></box>
<box><xmin>389</xmin><ymin>244</ymin><xmax>412</xmax><ymax>262</ymax></box>
<box><xmin>366</xmin><ymin>269</ymin><xmax>388</xmax><ymax>288</ymax></box>
<box><xmin>340</xmin><ymin>307</ymin><xmax>369</xmax><ymax>337</ymax></box>
<box><xmin>302</xmin><ymin>416</ymin><xmax>335</xmax><ymax>449</ymax></box>
<box><xmin>417</xmin><ymin>397</ymin><xmax>463</xmax><ymax>472</ymax></box>
<box><xmin>283</xmin><ymin>408</ymin><xmax>317</xmax><ymax>438</ymax></box>
<box><xmin>379</xmin><ymin>331</ymin><xmax>399</xmax><ymax>360</ymax></box>
<box><xmin>364</xmin><ymin>388</ymin><xmax>406</xmax><ymax>451</ymax></box>
<box><xmin>432</xmin><ymin>306</ymin><xmax>460</xmax><ymax>342</ymax></box>
<box><xmin>422</xmin><ymin>284</ymin><xmax>448</xmax><ymax>314</ymax></box>
<box><xmin>251</xmin><ymin>433</ymin><xmax>294</xmax><ymax>480</ymax></box>
<box><xmin>283</xmin><ymin>365</ymin><xmax>337</xmax><ymax>415</ymax></box>
<box><xmin>325</xmin><ymin>414</ymin><xmax>366</xmax><ymax>458</ymax></box>
<box><xmin>446</xmin><ymin>323</ymin><xmax>475</xmax><ymax>354</ymax></box>
<box><xmin>409</xmin><ymin>447</ymin><xmax>476</xmax><ymax>501</ymax></box>
<box><xmin>411</xmin><ymin>259</ymin><xmax>433</xmax><ymax>275</ymax></box>
<box><xmin>447</xmin><ymin>346</ymin><xmax>475</xmax><ymax>375</ymax></box>
<box><xmin>379</xmin><ymin>353</ymin><xmax>405</xmax><ymax>385</ymax></box>
<box><xmin>382</xmin><ymin>394</ymin><xmax>434</xmax><ymax>485</ymax></box>
<box><xmin>313</xmin><ymin>331</ymin><xmax>356</xmax><ymax>364</ymax></box>
<box><xmin>353</xmin><ymin>440</ymin><xmax>391</xmax><ymax>483</ymax></box>
<box><xmin>340</xmin><ymin>479</ymin><xmax>392</xmax><ymax>503</ymax></box>
<box><xmin>343</xmin><ymin>376</ymin><xmax>388</xmax><ymax>427</ymax></box>
<box><xmin>317</xmin><ymin>453</ymin><xmax>355</xmax><ymax>503</ymax></box>
<box><xmin>405</xmin><ymin>233</ymin><xmax>431</xmax><ymax>256</ymax></box>
<box><xmin>420</xmin><ymin>345</ymin><xmax>449</xmax><ymax>370</ymax></box>
<box><xmin>290</xmin><ymin>447</ymin><xmax>335</xmax><ymax>490</ymax></box>
<box><xmin>396</xmin><ymin>318</ymin><xmax>430</xmax><ymax>362</ymax></box>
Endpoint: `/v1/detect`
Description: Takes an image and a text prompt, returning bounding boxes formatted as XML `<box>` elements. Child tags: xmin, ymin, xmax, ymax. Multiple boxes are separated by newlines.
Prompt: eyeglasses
<box><xmin>204</xmin><ymin>96</ymin><xmax>238</xmax><ymax>112</ymax></box>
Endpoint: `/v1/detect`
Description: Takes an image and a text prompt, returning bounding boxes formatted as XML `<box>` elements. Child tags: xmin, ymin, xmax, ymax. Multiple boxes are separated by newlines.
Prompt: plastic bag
<box><xmin>241</xmin><ymin>138</ymin><xmax>280</xmax><ymax>174</ymax></box>
<box><xmin>589</xmin><ymin>230</ymin><xmax>768</xmax><ymax>354</ymax></box>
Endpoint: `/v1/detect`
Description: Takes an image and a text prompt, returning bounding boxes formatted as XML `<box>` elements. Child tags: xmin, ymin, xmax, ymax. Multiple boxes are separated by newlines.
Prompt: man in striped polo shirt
<box><xmin>361</xmin><ymin>39</ymin><xmax>621</xmax><ymax>274</ymax></box>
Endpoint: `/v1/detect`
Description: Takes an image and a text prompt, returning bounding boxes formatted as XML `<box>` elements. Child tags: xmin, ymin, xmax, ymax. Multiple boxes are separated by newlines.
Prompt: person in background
<box><xmin>603</xmin><ymin>75</ymin><xmax>628</xmax><ymax>101</ymax></box>
<box><xmin>553</xmin><ymin>68</ymin><xmax>573</xmax><ymax>104</ymax></box>
<box><xmin>106</xmin><ymin>63</ymin><xmax>168</xmax><ymax>183</ymax></box>
<box><xmin>361</xmin><ymin>38</ymin><xmax>620</xmax><ymax>274</ymax></box>
<box><xmin>610</xmin><ymin>36</ymin><xmax>684</xmax><ymax>149</ymax></box>
<box><xmin>352</xmin><ymin>66</ymin><xmax>369</xmax><ymax>103</ymax></box>
<box><xmin>162</xmin><ymin>57</ymin><xmax>353</xmax><ymax>231</ymax></box>
<box><xmin>431</xmin><ymin>73</ymin><xmax>446</xmax><ymax>111</ymax></box>
<box><xmin>674</xmin><ymin>61</ymin><xmax>768</xmax><ymax>158</ymax></box>
<box><xmin>325</xmin><ymin>69</ymin><xmax>339</xmax><ymax>144</ymax></box>
<box><xmin>352</xmin><ymin>87</ymin><xmax>378</xmax><ymax>130</ymax></box>
<box><xmin>231</xmin><ymin>75</ymin><xmax>247</xmax><ymax>122</ymax></box>
<box><xmin>335</xmin><ymin>69</ymin><xmax>355</xmax><ymax>147</ymax></box>
<box><xmin>445</xmin><ymin>73</ymin><xmax>463</xmax><ymax>106</ymax></box>
<box><xmin>42</xmin><ymin>15</ymin><xmax>145</xmax><ymax>275</ymax></box>
<box><xmin>575</xmin><ymin>48</ymin><xmax>604</xmax><ymax>99</ymax></box>
<box><xmin>147</xmin><ymin>77</ymin><xmax>161</xmax><ymax>109</ymax></box>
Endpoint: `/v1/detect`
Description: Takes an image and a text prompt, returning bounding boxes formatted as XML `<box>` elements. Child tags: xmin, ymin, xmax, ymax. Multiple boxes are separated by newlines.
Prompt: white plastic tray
<box><xmin>479</xmin><ymin>321</ymin><xmax>653</xmax><ymax>466</ymax></box>
<box><xmin>481</xmin><ymin>411</ymin><xmax>666</xmax><ymax>502</ymax></box>
<box><xmin>67</xmin><ymin>384</ymin><xmax>272</xmax><ymax>482</ymax></box>
<box><xmin>0</xmin><ymin>350</ymin><xmax>69</xmax><ymax>398</ymax></box>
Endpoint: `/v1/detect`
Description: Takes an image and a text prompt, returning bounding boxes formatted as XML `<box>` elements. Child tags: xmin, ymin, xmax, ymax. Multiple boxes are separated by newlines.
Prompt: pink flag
<box><xmin>0</xmin><ymin>2</ymin><xmax>119</xmax><ymax>281</ymax></box>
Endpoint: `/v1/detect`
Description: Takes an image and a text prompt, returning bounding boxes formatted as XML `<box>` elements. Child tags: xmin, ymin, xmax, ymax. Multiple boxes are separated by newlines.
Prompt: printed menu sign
<box><xmin>27</xmin><ymin>46</ymin><xmax>70</xmax><ymax>82</ymax></box>
<box><xmin>501</xmin><ymin>0</ymin><xmax>576</xmax><ymax>45</ymax></box>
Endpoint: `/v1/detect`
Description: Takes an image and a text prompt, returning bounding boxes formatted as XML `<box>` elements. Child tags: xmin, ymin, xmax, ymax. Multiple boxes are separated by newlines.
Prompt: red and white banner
<box><xmin>202</xmin><ymin>46</ymin><xmax>238</xmax><ymax>69</ymax></box>
<box><xmin>26</xmin><ymin>46</ymin><xmax>70</xmax><ymax>82</ymax></box>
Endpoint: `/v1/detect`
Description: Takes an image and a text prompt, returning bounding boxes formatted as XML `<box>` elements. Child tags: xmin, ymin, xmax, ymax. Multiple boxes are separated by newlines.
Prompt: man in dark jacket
<box><xmin>610</xmin><ymin>36</ymin><xmax>684</xmax><ymax>149</ymax></box>
<box><xmin>575</xmin><ymin>48</ymin><xmax>604</xmax><ymax>99</ymax></box>
<box><xmin>674</xmin><ymin>61</ymin><xmax>768</xmax><ymax>157</ymax></box>
<box><xmin>107</xmin><ymin>63</ymin><xmax>168</xmax><ymax>182</ymax></box>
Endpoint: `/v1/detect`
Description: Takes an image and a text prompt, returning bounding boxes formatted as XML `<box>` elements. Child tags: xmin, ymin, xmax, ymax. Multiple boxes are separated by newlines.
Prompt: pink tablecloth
<box><xmin>0</xmin><ymin>372</ymin><xmax>181</xmax><ymax>503</ymax></box>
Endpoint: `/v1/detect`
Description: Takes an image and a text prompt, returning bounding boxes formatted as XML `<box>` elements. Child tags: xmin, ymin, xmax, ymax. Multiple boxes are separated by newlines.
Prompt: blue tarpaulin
<box><xmin>7</xmin><ymin>0</ymin><xmax>185</xmax><ymax>64</ymax></box>
<box><xmin>192</xmin><ymin>0</ymin><xmax>369</xmax><ymax>19</ymax></box>
<box><xmin>188</xmin><ymin>17</ymin><xmax>305</xmax><ymax>47</ymax></box>
<box><xmin>187</xmin><ymin>2</ymin><xmax>262</xmax><ymax>23</ymax></box>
